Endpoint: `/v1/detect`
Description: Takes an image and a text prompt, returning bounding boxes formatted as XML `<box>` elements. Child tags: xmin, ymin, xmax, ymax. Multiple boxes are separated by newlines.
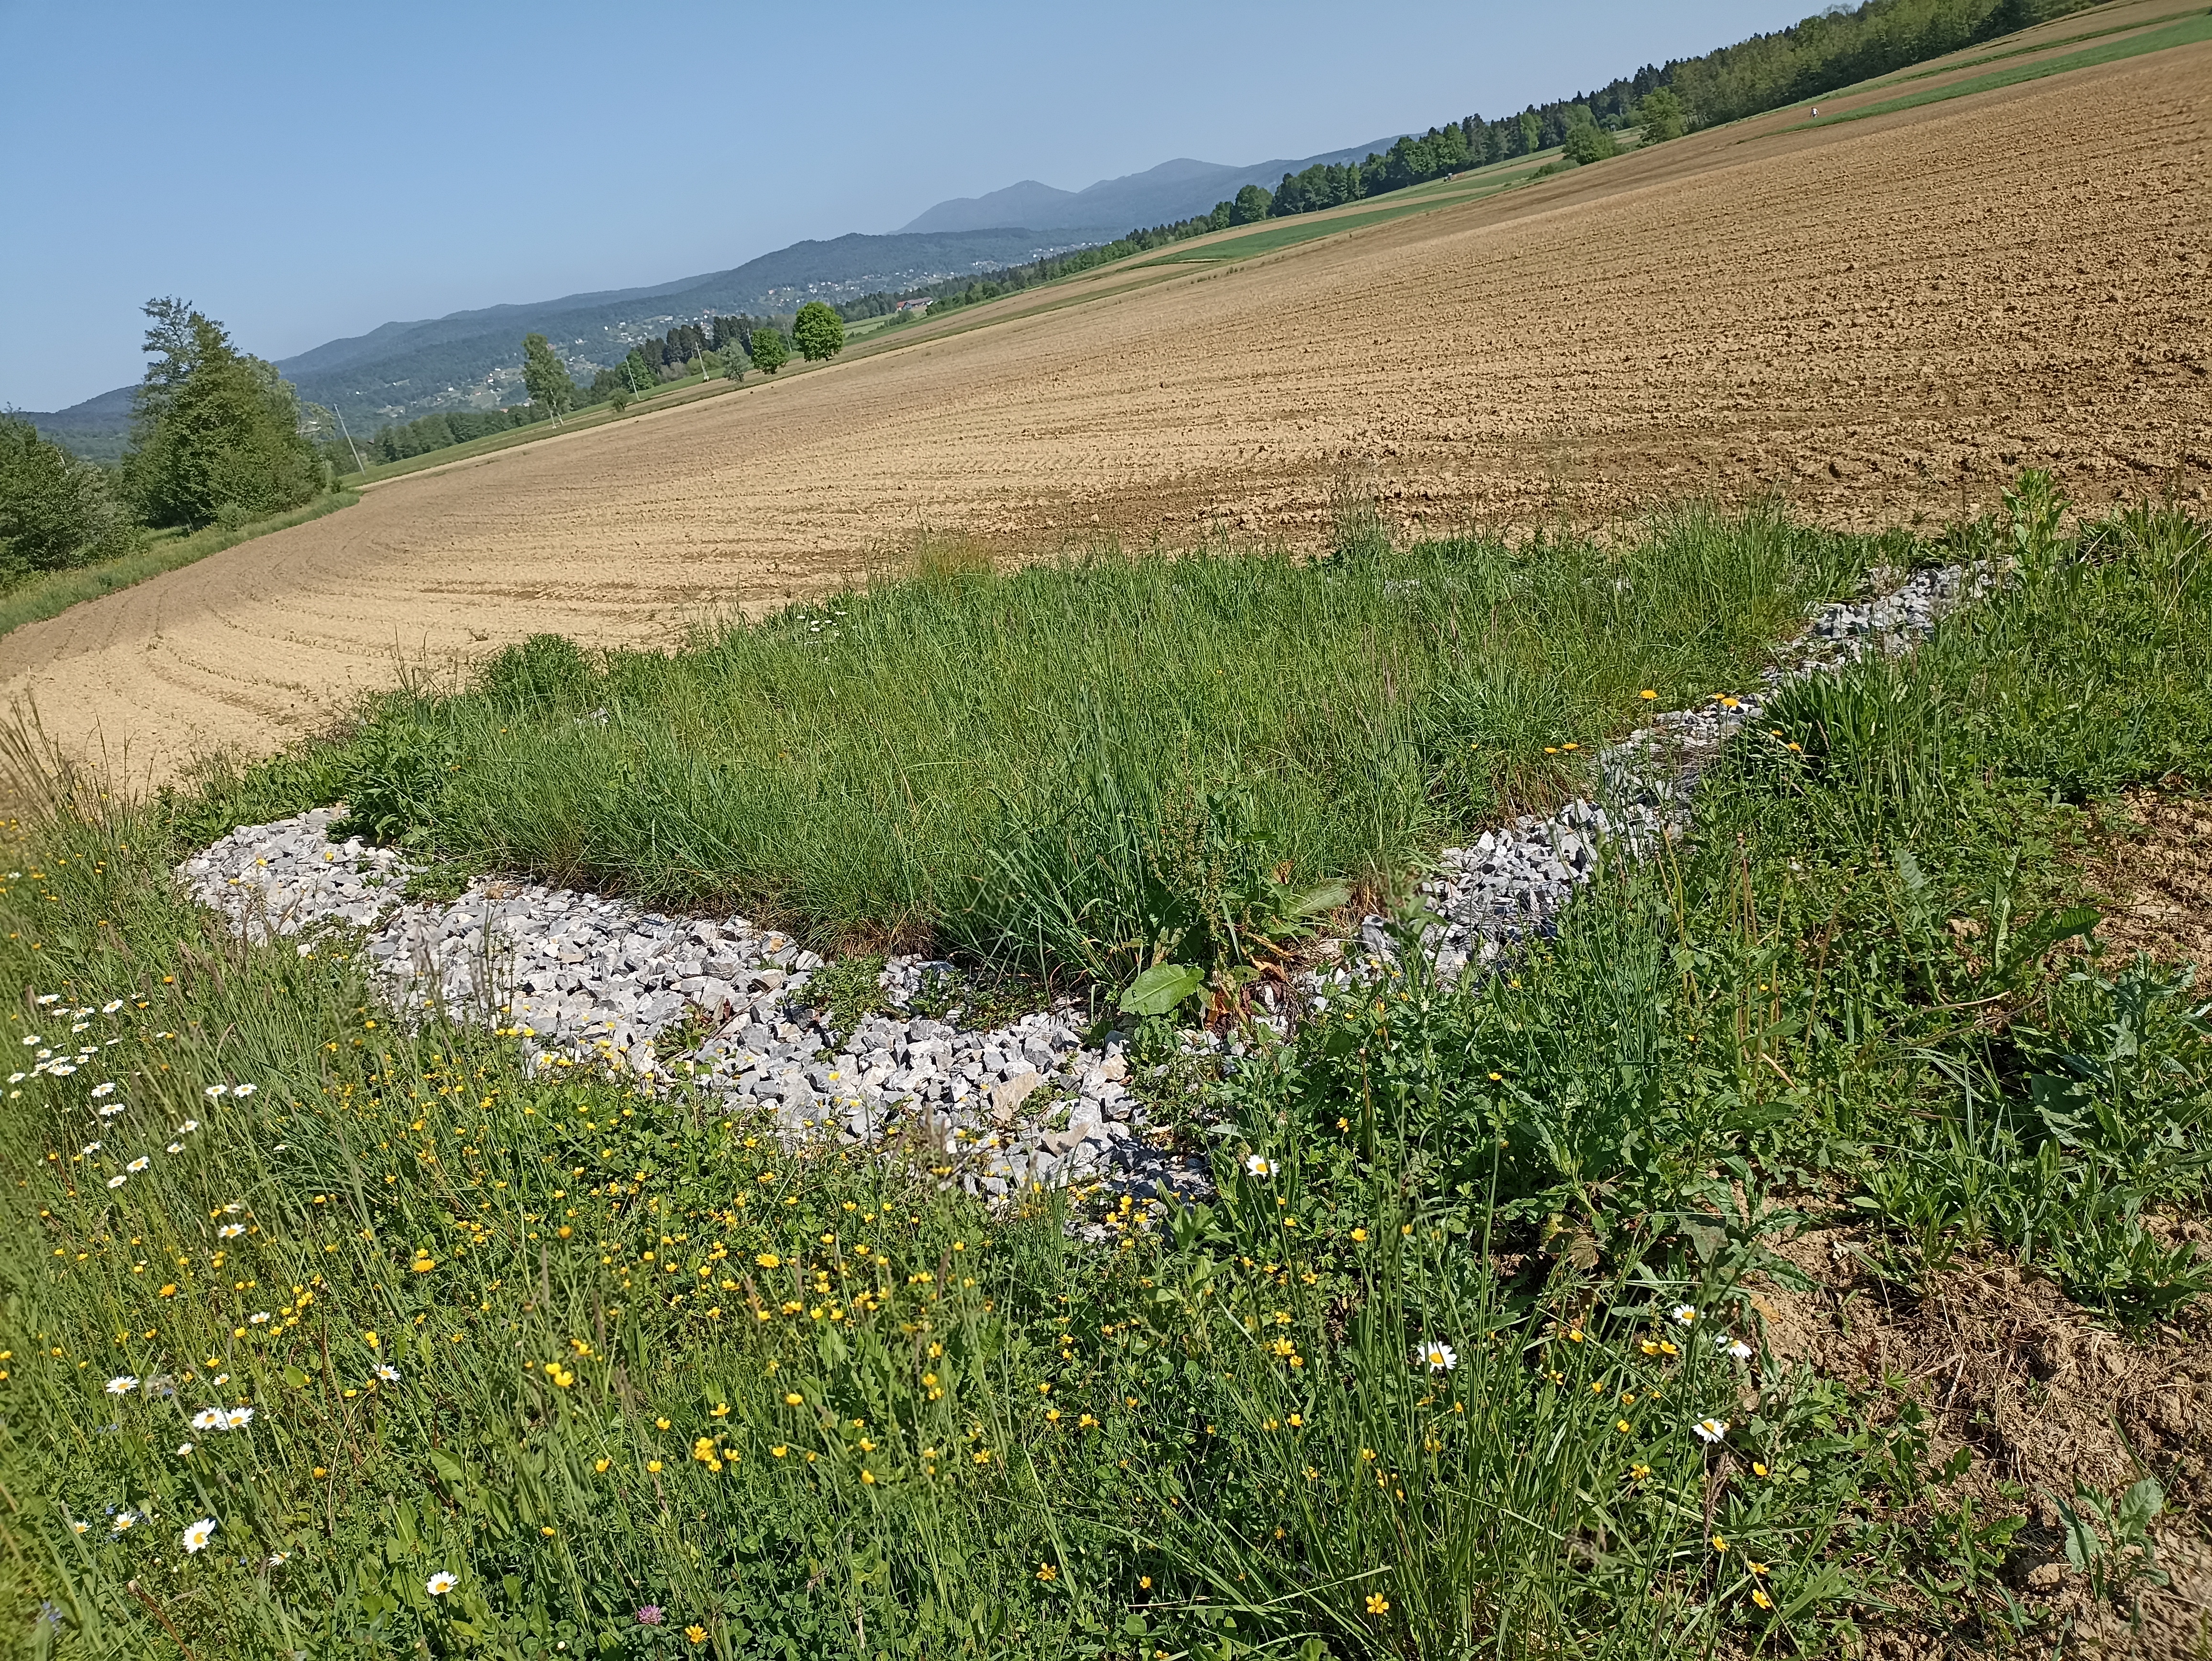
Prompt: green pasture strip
<box><xmin>1861</xmin><ymin>2</ymin><xmax>2208</xmax><ymax>88</ymax></box>
<box><xmin>0</xmin><ymin>492</ymin><xmax>359</xmax><ymax>642</ymax></box>
<box><xmin>1146</xmin><ymin>166</ymin><xmax>1555</xmax><ymax>265</ymax></box>
<box><xmin>1774</xmin><ymin>8</ymin><xmax>2212</xmax><ymax>130</ymax></box>
<box><xmin>3</xmin><ymin>482</ymin><xmax>2205</xmax><ymax>1657</ymax></box>
<box><xmin>169</xmin><ymin>505</ymin><xmax>1892</xmax><ymax>991</ymax></box>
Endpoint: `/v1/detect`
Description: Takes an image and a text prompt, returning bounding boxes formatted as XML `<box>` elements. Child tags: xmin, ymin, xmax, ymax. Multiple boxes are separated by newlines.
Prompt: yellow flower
<box><xmin>685</xmin><ymin>1625</ymin><xmax>707</xmax><ymax>1645</ymax></box>
<box><xmin>1747</xmin><ymin>1560</ymin><xmax>1769</xmax><ymax>1576</ymax></box>
<box><xmin>656</xmin><ymin>1417</ymin><xmax>671</xmax><ymax>1429</ymax></box>
<box><xmin>1139</xmin><ymin>1575</ymin><xmax>1153</xmax><ymax>1590</ymax></box>
<box><xmin>594</xmin><ymin>1458</ymin><xmax>610</xmax><ymax>1473</ymax></box>
<box><xmin>784</xmin><ymin>1393</ymin><xmax>803</xmax><ymax>1406</ymax></box>
<box><xmin>1036</xmin><ymin>1562</ymin><xmax>1058</xmax><ymax>1582</ymax></box>
<box><xmin>1751</xmin><ymin>1588</ymin><xmax>1773</xmax><ymax>1610</ymax></box>
<box><xmin>755</xmin><ymin>1253</ymin><xmax>780</xmax><ymax>1268</ymax></box>
<box><xmin>1752</xmin><ymin>1461</ymin><xmax>1770</xmax><ymax>1477</ymax></box>
<box><xmin>646</xmin><ymin>1460</ymin><xmax>663</xmax><ymax>1473</ymax></box>
<box><xmin>861</xmin><ymin>1469</ymin><xmax>876</xmax><ymax>1484</ymax></box>
<box><xmin>1615</xmin><ymin>1419</ymin><xmax>1632</xmax><ymax>1433</ymax></box>
<box><xmin>1349</xmin><ymin>1228</ymin><xmax>1367</xmax><ymax>1242</ymax></box>
<box><xmin>1365</xmin><ymin>1593</ymin><xmax>1390</xmax><ymax>1616</ymax></box>
<box><xmin>1638</xmin><ymin>689</ymin><xmax>1657</xmax><ymax>700</ymax></box>
<box><xmin>540</xmin><ymin>1526</ymin><xmax>555</xmax><ymax>1537</ymax></box>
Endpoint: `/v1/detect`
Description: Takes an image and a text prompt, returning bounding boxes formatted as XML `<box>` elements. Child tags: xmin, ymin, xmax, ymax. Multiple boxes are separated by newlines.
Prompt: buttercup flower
<box><xmin>181</xmin><ymin>1518</ymin><xmax>216</xmax><ymax>1553</ymax></box>
<box><xmin>427</xmin><ymin>1571</ymin><xmax>458</xmax><ymax>1595</ymax></box>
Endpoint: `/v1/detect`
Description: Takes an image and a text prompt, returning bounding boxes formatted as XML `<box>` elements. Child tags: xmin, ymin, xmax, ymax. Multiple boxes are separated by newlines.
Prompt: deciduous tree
<box><xmin>747</xmin><ymin>325</ymin><xmax>790</xmax><ymax>375</ymax></box>
<box><xmin>122</xmin><ymin>299</ymin><xmax>321</xmax><ymax>530</ymax></box>
<box><xmin>791</xmin><ymin>301</ymin><xmax>845</xmax><ymax>362</ymax></box>
<box><xmin>521</xmin><ymin>333</ymin><xmax>577</xmax><ymax>423</ymax></box>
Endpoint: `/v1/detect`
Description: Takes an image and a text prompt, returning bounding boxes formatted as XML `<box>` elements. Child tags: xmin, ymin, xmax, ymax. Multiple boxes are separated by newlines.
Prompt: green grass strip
<box><xmin>0</xmin><ymin>491</ymin><xmax>360</xmax><ymax>642</ymax></box>
<box><xmin>1775</xmin><ymin>8</ymin><xmax>2212</xmax><ymax>130</ymax></box>
<box><xmin>1144</xmin><ymin>166</ymin><xmax>1555</xmax><ymax>265</ymax></box>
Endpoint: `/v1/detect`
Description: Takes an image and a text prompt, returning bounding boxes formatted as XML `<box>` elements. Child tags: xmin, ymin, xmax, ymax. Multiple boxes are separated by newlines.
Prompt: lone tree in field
<box><xmin>521</xmin><ymin>333</ymin><xmax>577</xmax><ymax>423</ymax></box>
<box><xmin>791</xmin><ymin>301</ymin><xmax>845</xmax><ymax>362</ymax></box>
<box><xmin>122</xmin><ymin>298</ymin><xmax>323</xmax><ymax>531</ymax></box>
<box><xmin>1635</xmin><ymin>89</ymin><xmax>1688</xmax><ymax>143</ymax></box>
<box><xmin>748</xmin><ymin>324</ymin><xmax>790</xmax><ymax>375</ymax></box>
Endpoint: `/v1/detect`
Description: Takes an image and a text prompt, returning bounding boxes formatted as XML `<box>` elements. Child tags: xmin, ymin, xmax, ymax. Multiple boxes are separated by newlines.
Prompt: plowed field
<box><xmin>7</xmin><ymin>13</ymin><xmax>2207</xmax><ymax>793</ymax></box>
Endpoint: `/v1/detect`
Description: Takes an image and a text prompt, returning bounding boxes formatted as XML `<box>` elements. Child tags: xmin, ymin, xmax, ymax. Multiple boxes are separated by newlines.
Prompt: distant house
<box><xmin>894</xmin><ymin>297</ymin><xmax>934</xmax><ymax>313</ymax></box>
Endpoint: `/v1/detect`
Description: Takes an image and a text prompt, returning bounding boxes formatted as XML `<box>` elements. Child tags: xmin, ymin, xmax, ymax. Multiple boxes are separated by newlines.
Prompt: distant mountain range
<box><xmin>23</xmin><ymin>134</ymin><xmax>1404</xmax><ymax>458</ymax></box>
<box><xmin>899</xmin><ymin>141</ymin><xmax>1399</xmax><ymax>234</ymax></box>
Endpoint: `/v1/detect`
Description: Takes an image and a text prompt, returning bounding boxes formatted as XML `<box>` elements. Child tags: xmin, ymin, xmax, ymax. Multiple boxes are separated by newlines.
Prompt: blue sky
<box><xmin>1</xmin><ymin>0</ymin><xmax>1811</xmax><ymax>411</ymax></box>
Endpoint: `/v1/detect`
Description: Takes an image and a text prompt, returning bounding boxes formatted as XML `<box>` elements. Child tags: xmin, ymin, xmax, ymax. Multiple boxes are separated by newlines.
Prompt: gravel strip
<box><xmin>177</xmin><ymin>562</ymin><xmax>1988</xmax><ymax>1207</ymax></box>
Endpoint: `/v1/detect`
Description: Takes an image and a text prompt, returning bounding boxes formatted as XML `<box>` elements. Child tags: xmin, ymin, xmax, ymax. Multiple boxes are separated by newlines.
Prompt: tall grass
<box><xmin>176</xmin><ymin>506</ymin><xmax>1889</xmax><ymax>990</ymax></box>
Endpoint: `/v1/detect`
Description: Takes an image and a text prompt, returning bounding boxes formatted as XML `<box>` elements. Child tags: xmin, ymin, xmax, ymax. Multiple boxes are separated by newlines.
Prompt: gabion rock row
<box><xmin>178</xmin><ymin>562</ymin><xmax>1988</xmax><ymax>1205</ymax></box>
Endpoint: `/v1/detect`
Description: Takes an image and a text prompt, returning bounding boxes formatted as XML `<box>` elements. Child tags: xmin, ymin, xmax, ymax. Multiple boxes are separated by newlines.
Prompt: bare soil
<box><xmin>2092</xmin><ymin>788</ymin><xmax>2212</xmax><ymax>976</ymax></box>
<box><xmin>3</xmin><ymin>20</ymin><xmax>2205</xmax><ymax>794</ymax></box>
<box><xmin>1753</xmin><ymin>1228</ymin><xmax>2212</xmax><ymax>1657</ymax></box>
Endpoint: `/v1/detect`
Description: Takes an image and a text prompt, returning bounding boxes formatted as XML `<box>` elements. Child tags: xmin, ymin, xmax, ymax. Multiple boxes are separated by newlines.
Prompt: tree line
<box><xmin>363</xmin><ymin>303</ymin><xmax>861</xmax><ymax>469</ymax></box>
<box><xmin>1</xmin><ymin>299</ymin><xmax>332</xmax><ymax>587</ymax></box>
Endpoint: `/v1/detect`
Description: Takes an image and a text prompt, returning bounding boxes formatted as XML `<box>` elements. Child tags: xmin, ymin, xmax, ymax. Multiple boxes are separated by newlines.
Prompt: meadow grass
<box><xmin>169</xmin><ymin>504</ymin><xmax>1891</xmax><ymax>993</ymax></box>
<box><xmin>0</xmin><ymin>494</ymin><xmax>359</xmax><ymax>643</ymax></box>
<box><xmin>1</xmin><ymin>483</ymin><xmax>2206</xmax><ymax>1658</ymax></box>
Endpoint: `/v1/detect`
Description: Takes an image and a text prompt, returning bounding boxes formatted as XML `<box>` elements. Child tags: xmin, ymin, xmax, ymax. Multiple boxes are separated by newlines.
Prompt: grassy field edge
<box><xmin>0</xmin><ymin>491</ymin><xmax>361</xmax><ymax>642</ymax></box>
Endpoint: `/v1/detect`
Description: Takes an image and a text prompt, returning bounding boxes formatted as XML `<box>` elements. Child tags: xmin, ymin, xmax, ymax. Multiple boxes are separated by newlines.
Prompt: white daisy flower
<box><xmin>248</xmin><ymin>1312</ymin><xmax>270</xmax><ymax>1325</ymax></box>
<box><xmin>90</xmin><ymin>1082</ymin><xmax>116</xmax><ymax>1097</ymax></box>
<box><xmin>7</xmin><ymin>1073</ymin><xmax>22</xmax><ymax>1084</ymax></box>
<box><xmin>18</xmin><ymin>1032</ymin><xmax>39</xmax><ymax>1043</ymax></box>
<box><xmin>71</xmin><ymin>1520</ymin><xmax>88</xmax><ymax>1534</ymax></box>
<box><xmin>1244</xmin><ymin>1155</ymin><xmax>1272</xmax><ymax>1177</ymax></box>
<box><xmin>97</xmin><ymin>1104</ymin><xmax>123</xmax><ymax>1119</ymax></box>
<box><xmin>204</xmin><ymin>1085</ymin><xmax>228</xmax><ymax>1098</ymax></box>
<box><xmin>106</xmin><ymin>1375</ymin><xmax>139</xmax><ymax>1395</ymax></box>
<box><xmin>177</xmin><ymin>1120</ymin><xmax>199</xmax><ymax>1133</ymax></box>
<box><xmin>266</xmin><ymin>1552</ymin><xmax>288</xmax><ymax>1566</ymax></box>
<box><xmin>232</xmin><ymin>1083</ymin><xmax>257</xmax><ymax>1097</ymax></box>
<box><xmin>181</xmin><ymin>1518</ymin><xmax>216</xmax><ymax>1553</ymax></box>
<box><xmin>1670</xmin><ymin>1305</ymin><xmax>1699</xmax><ymax>1326</ymax></box>
<box><xmin>1720</xmin><ymin>1336</ymin><xmax>1753</xmax><ymax>1361</ymax></box>
<box><xmin>106</xmin><ymin>1174</ymin><xmax>128</xmax><ymax>1189</ymax></box>
<box><xmin>127</xmin><ymin>1157</ymin><xmax>149</xmax><ymax>1173</ymax></box>
<box><xmin>177</xmin><ymin>1442</ymin><xmax>194</xmax><ymax>1456</ymax></box>
<box><xmin>1416</xmin><ymin>1340</ymin><xmax>1459</xmax><ymax>1373</ymax></box>
<box><xmin>80</xmin><ymin>1142</ymin><xmax>100</xmax><ymax>1154</ymax></box>
<box><xmin>1692</xmin><ymin>1417</ymin><xmax>1729</xmax><ymax>1444</ymax></box>
<box><xmin>219</xmin><ymin>1223</ymin><xmax>245</xmax><ymax>1238</ymax></box>
<box><xmin>189</xmin><ymin>1407</ymin><xmax>225</xmax><ymax>1431</ymax></box>
<box><xmin>102</xmin><ymin>1000</ymin><xmax>124</xmax><ymax>1014</ymax></box>
<box><xmin>222</xmin><ymin>1406</ymin><xmax>254</xmax><ymax>1429</ymax></box>
<box><xmin>374</xmin><ymin>1364</ymin><xmax>400</xmax><ymax>1383</ymax></box>
<box><xmin>222</xmin><ymin>1202</ymin><xmax>243</xmax><ymax>1213</ymax></box>
<box><xmin>167</xmin><ymin>1142</ymin><xmax>184</xmax><ymax>1154</ymax></box>
<box><xmin>426</xmin><ymin>1571</ymin><xmax>458</xmax><ymax>1595</ymax></box>
<box><xmin>33</xmin><ymin>994</ymin><xmax>55</xmax><ymax>1005</ymax></box>
<box><xmin>49</xmin><ymin>1064</ymin><xmax>76</xmax><ymax>1076</ymax></box>
<box><xmin>70</xmin><ymin>1021</ymin><xmax>88</xmax><ymax>1033</ymax></box>
<box><xmin>212</xmin><ymin>1373</ymin><xmax>229</xmax><ymax>1385</ymax></box>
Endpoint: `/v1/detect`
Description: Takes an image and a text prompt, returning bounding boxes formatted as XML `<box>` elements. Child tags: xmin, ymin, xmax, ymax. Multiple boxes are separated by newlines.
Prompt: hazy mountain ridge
<box><xmin>24</xmin><ymin>228</ymin><xmax>1114</xmax><ymax>450</ymax></box>
<box><xmin>899</xmin><ymin>141</ymin><xmax>1402</xmax><ymax>233</ymax></box>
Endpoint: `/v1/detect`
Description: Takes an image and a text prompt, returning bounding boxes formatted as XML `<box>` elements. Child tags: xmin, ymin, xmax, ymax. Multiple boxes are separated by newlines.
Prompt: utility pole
<box><xmin>332</xmin><ymin>406</ymin><xmax>365</xmax><ymax>475</ymax></box>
